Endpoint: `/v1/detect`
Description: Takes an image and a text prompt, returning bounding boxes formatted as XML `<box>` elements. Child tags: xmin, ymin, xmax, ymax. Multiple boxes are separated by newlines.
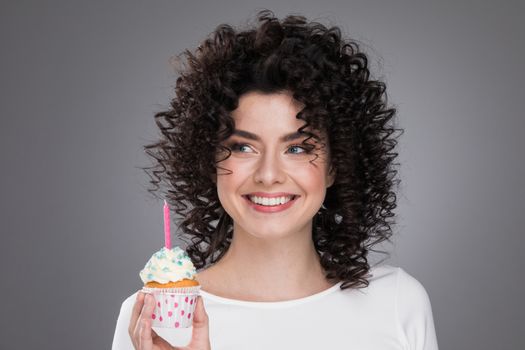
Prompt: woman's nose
<box><xmin>253</xmin><ymin>151</ymin><xmax>286</xmax><ymax>185</ymax></box>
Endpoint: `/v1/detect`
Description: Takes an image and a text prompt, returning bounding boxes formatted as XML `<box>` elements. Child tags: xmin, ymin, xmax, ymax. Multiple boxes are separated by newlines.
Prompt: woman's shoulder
<box><xmin>366</xmin><ymin>263</ymin><xmax>399</xmax><ymax>287</ymax></box>
<box><xmin>336</xmin><ymin>264</ymin><xmax>434</xmax><ymax>325</ymax></box>
<box><xmin>365</xmin><ymin>264</ymin><xmax>434</xmax><ymax>315</ymax></box>
<box><xmin>371</xmin><ymin>265</ymin><xmax>438</xmax><ymax>347</ymax></box>
<box><xmin>362</xmin><ymin>264</ymin><xmax>431</xmax><ymax>298</ymax></box>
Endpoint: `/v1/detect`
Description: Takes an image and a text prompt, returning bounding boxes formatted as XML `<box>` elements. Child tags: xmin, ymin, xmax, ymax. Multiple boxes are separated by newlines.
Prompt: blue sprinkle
<box><xmin>154</xmin><ymin>251</ymin><xmax>166</xmax><ymax>259</ymax></box>
<box><xmin>162</xmin><ymin>267</ymin><xmax>170</xmax><ymax>272</ymax></box>
<box><xmin>177</xmin><ymin>261</ymin><xmax>183</xmax><ymax>266</ymax></box>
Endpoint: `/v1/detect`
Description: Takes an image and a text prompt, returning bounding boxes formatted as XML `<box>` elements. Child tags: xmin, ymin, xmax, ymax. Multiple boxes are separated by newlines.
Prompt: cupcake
<box><xmin>140</xmin><ymin>246</ymin><xmax>201</xmax><ymax>328</ymax></box>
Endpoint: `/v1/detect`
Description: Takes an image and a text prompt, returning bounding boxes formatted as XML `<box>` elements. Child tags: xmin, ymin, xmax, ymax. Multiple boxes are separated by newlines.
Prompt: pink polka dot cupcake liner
<box><xmin>142</xmin><ymin>286</ymin><xmax>201</xmax><ymax>328</ymax></box>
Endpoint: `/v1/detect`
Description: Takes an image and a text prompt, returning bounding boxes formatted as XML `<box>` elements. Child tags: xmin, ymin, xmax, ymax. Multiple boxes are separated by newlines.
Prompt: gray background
<box><xmin>1</xmin><ymin>1</ymin><xmax>523</xmax><ymax>349</ymax></box>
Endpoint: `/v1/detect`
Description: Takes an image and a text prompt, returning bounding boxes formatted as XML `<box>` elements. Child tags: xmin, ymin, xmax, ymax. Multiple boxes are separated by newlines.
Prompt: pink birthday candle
<box><xmin>164</xmin><ymin>199</ymin><xmax>171</xmax><ymax>249</ymax></box>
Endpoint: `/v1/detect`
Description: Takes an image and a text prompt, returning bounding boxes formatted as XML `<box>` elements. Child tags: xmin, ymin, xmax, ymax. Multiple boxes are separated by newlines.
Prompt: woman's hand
<box><xmin>129</xmin><ymin>292</ymin><xmax>211</xmax><ymax>350</ymax></box>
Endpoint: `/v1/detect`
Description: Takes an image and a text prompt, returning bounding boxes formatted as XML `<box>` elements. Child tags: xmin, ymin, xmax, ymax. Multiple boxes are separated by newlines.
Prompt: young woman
<box><xmin>113</xmin><ymin>9</ymin><xmax>438</xmax><ymax>350</ymax></box>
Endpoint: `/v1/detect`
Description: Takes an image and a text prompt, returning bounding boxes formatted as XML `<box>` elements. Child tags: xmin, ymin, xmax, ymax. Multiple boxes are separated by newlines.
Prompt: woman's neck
<box><xmin>197</xmin><ymin>225</ymin><xmax>337</xmax><ymax>302</ymax></box>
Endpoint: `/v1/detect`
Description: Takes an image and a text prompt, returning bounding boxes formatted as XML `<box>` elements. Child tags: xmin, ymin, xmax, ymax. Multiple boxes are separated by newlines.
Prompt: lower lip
<box><xmin>243</xmin><ymin>196</ymin><xmax>299</xmax><ymax>213</ymax></box>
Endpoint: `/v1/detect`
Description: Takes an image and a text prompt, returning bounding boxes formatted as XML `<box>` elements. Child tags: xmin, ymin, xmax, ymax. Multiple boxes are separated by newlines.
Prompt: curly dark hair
<box><xmin>140</xmin><ymin>9</ymin><xmax>403</xmax><ymax>290</ymax></box>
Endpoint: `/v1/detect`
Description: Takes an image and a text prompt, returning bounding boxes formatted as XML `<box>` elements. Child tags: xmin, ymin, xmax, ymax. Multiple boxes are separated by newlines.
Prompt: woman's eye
<box><xmin>230</xmin><ymin>143</ymin><xmax>254</xmax><ymax>153</ymax></box>
<box><xmin>288</xmin><ymin>145</ymin><xmax>307</xmax><ymax>154</ymax></box>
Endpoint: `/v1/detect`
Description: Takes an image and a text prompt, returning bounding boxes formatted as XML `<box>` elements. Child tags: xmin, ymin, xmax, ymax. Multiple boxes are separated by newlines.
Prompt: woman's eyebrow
<box><xmin>232</xmin><ymin>129</ymin><xmax>319</xmax><ymax>142</ymax></box>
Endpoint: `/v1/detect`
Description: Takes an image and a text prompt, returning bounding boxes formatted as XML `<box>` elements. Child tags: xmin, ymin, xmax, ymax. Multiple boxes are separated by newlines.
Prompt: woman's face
<box><xmin>215</xmin><ymin>90</ymin><xmax>335</xmax><ymax>241</ymax></box>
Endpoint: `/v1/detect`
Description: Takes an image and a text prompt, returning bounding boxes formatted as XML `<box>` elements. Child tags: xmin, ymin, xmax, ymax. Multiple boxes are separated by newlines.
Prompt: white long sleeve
<box><xmin>112</xmin><ymin>264</ymin><xmax>438</xmax><ymax>350</ymax></box>
<box><xmin>396</xmin><ymin>267</ymin><xmax>439</xmax><ymax>350</ymax></box>
<box><xmin>112</xmin><ymin>291</ymin><xmax>135</xmax><ymax>350</ymax></box>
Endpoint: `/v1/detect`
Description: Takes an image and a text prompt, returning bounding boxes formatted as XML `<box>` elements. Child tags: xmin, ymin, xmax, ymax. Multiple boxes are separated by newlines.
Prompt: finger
<box><xmin>128</xmin><ymin>291</ymin><xmax>145</xmax><ymax>338</ymax></box>
<box><xmin>173</xmin><ymin>296</ymin><xmax>210</xmax><ymax>350</ymax></box>
<box><xmin>188</xmin><ymin>296</ymin><xmax>211</xmax><ymax>349</ymax></box>
<box><xmin>138</xmin><ymin>293</ymin><xmax>156</xmax><ymax>349</ymax></box>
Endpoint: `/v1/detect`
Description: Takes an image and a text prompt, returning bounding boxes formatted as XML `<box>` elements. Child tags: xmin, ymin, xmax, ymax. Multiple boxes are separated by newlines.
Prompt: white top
<box><xmin>112</xmin><ymin>264</ymin><xmax>438</xmax><ymax>349</ymax></box>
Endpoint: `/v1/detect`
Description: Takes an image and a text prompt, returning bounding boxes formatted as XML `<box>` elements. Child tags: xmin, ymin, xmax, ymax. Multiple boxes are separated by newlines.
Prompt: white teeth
<box><xmin>248</xmin><ymin>195</ymin><xmax>294</xmax><ymax>206</ymax></box>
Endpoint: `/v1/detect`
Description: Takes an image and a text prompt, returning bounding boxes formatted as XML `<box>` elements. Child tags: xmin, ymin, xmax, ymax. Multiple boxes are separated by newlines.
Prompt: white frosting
<box><xmin>139</xmin><ymin>247</ymin><xmax>197</xmax><ymax>284</ymax></box>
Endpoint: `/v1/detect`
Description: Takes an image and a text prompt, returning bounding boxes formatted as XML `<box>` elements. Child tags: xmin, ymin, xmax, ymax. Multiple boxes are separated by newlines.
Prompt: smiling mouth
<box><xmin>243</xmin><ymin>194</ymin><xmax>298</xmax><ymax>207</ymax></box>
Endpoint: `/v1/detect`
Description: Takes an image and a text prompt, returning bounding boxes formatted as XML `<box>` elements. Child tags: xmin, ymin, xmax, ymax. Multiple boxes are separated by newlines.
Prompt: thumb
<box><xmin>187</xmin><ymin>296</ymin><xmax>211</xmax><ymax>349</ymax></box>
